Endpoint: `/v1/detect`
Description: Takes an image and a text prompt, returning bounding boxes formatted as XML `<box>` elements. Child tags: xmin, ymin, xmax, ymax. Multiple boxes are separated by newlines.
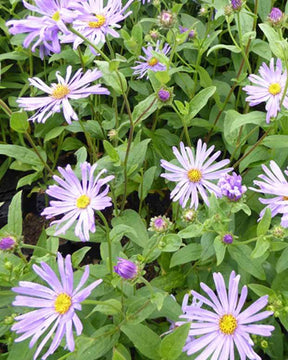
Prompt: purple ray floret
<box><xmin>251</xmin><ymin>160</ymin><xmax>288</xmax><ymax>227</ymax></box>
<box><xmin>160</xmin><ymin>140</ymin><xmax>232</xmax><ymax>209</ymax></box>
<box><xmin>11</xmin><ymin>252</ymin><xmax>102</xmax><ymax>360</ymax></box>
<box><xmin>178</xmin><ymin>271</ymin><xmax>274</xmax><ymax>359</ymax></box>
<box><xmin>41</xmin><ymin>161</ymin><xmax>114</xmax><ymax>241</ymax></box>
<box><xmin>17</xmin><ymin>65</ymin><xmax>109</xmax><ymax>124</ymax></box>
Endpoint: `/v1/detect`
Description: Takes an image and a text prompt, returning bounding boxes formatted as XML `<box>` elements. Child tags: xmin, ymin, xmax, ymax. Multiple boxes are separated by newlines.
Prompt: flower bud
<box><xmin>182</xmin><ymin>209</ymin><xmax>196</xmax><ymax>222</ymax></box>
<box><xmin>268</xmin><ymin>7</ymin><xmax>284</xmax><ymax>25</ymax></box>
<box><xmin>157</xmin><ymin>88</ymin><xmax>171</xmax><ymax>102</ymax></box>
<box><xmin>108</xmin><ymin>129</ymin><xmax>118</xmax><ymax>141</ymax></box>
<box><xmin>114</xmin><ymin>258</ymin><xmax>138</xmax><ymax>280</ymax></box>
<box><xmin>158</xmin><ymin>10</ymin><xmax>176</xmax><ymax>29</ymax></box>
<box><xmin>231</xmin><ymin>0</ymin><xmax>242</xmax><ymax>11</ymax></box>
<box><xmin>0</xmin><ymin>236</ymin><xmax>16</xmax><ymax>251</ymax></box>
<box><xmin>261</xmin><ymin>340</ymin><xmax>268</xmax><ymax>349</ymax></box>
<box><xmin>149</xmin><ymin>29</ymin><xmax>160</xmax><ymax>40</ymax></box>
<box><xmin>149</xmin><ymin>215</ymin><xmax>172</xmax><ymax>233</ymax></box>
<box><xmin>272</xmin><ymin>225</ymin><xmax>285</xmax><ymax>239</ymax></box>
<box><xmin>222</xmin><ymin>234</ymin><xmax>233</xmax><ymax>244</ymax></box>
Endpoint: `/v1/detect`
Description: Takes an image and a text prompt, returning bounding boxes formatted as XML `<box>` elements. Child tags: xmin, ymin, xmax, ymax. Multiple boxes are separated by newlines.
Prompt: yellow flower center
<box><xmin>187</xmin><ymin>169</ymin><xmax>202</xmax><ymax>183</ymax></box>
<box><xmin>51</xmin><ymin>84</ymin><xmax>70</xmax><ymax>99</ymax></box>
<box><xmin>54</xmin><ymin>293</ymin><xmax>72</xmax><ymax>315</ymax></box>
<box><xmin>283</xmin><ymin>196</ymin><xmax>288</xmax><ymax>201</ymax></box>
<box><xmin>268</xmin><ymin>83</ymin><xmax>281</xmax><ymax>95</ymax></box>
<box><xmin>219</xmin><ymin>314</ymin><xmax>237</xmax><ymax>335</ymax></box>
<box><xmin>52</xmin><ymin>11</ymin><xmax>60</xmax><ymax>21</ymax></box>
<box><xmin>148</xmin><ymin>57</ymin><xmax>158</xmax><ymax>66</ymax></box>
<box><xmin>88</xmin><ymin>15</ymin><xmax>106</xmax><ymax>28</ymax></box>
<box><xmin>76</xmin><ymin>194</ymin><xmax>90</xmax><ymax>209</ymax></box>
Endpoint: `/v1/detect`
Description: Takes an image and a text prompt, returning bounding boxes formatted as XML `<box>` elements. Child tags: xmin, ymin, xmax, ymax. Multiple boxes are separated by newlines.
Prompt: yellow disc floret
<box><xmin>88</xmin><ymin>15</ymin><xmax>106</xmax><ymax>28</ymax></box>
<box><xmin>268</xmin><ymin>83</ymin><xmax>281</xmax><ymax>96</ymax></box>
<box><xmin>76</xmin><ymin>194</ymin><xmax>90</xmax><ymax>209</ymax></box>
<box><xmin>148</xmin><ymin>57</ymin><xmax>158</xmax><ymax>66</ymax></box>
<box><xmin>51</xmin><ymin>84</ymin><xmax>70</xmax><ymax>99</ymax></box>
<box><xmin>55</xmin><ymin>293</ymin><xmax>72</xmax><ymax>315</ymax></box>
<box><xmin>187</xmin><ymin>168</ymin><xmax>202</xmax><ymax>183</ymax></box>
<box><xmin>283</xmin><ymin>196</ymin><xmax>288</xmax><ymax>201</ymax></box>
<box><xmin>52</xmin><ymin>11</ymin><xmax>60</xmax><ymax>21</ymax></box>
<box><xmin>219</xmin><ymin>314</ymin><xmax>238</xmax><ymax>335</ymax></box>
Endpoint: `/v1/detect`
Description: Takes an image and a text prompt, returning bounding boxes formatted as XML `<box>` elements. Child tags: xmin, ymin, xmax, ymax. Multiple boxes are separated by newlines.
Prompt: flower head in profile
<box><xmin>178</xmin><ymin>271</ymin><xmax>274</xmax><ymax>359</ymax></box>
<box><xmin>17</xmin><ymin>65</ymin><xmax>109</xmax><ymax>124</ymax></box>
<box><xmin>61</xmin><ymin>0</ymin><xmax>134</xmax><ymax>52</ymax></box>
<box><xmin>11</xmin><ymin>252</ymin><xmax>102</xmax><ymax>360</ymax></box>
<box><xmin>218</xmin><ymin>172</ymin><xmax>247</xmax><ymax>201</ymax></box>
<box><xmin>41</xmin><ymin>162</ymin><xmax>114</xmax><ymax>241</ymax></box>
<box><xmin>250</xmin><ymin>160</ymin><xmax>288</xmax><ymax>227</ymax></box>
<box><xmin>243</xmin><ymin>58</ymin><xmax>288</xmax><ymax>123</ymax></box>
<box><xmin>132</xmin><ymin>41</ymin><xmax>170</xmax><ymax>79</ymax></box>
<box><xmin>114</xmin><ymin>258</ymin><xmax>138</xmax><ymax>279</ymax></box>
<box><xmin>6</xmin><ymin>0</ymin><xmax>76</xmax><ymax>59</ymax></box>
<box><xmin>0</xmin><ymin>236</ymin><xmax>16</xmax><ymax>251</ymax></box>
<box><xmin>268</xmin><ymin>8</ymin><xmax>284</xmax><ymax>25</ymax></box>
<box><xmin>231</xmin><ymin>0</ymin><xmax>242</xmax><ymax>11</ymax></box>
<box><xmin>160</xmin><ymin>140</ymin><xmax>232</xmax><ymax>209</ymax></box>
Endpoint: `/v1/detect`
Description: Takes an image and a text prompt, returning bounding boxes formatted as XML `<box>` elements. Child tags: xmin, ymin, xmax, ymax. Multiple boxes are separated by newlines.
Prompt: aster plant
<box><xmin>178</xmin><ymin>271</ymin><xmax>274</xmax><ymax>359</ymax></box>
<box><xmin>17</xmin><ymin>65</ymin><xmax>109</xmax><ymax>124</ymax></box>
<box><xmin>160</xmin><ymin>140</ymin><xmax>232</xmax><ymax>209</ymax></box>
<box><xmin>243</xmin><ymin>58</ymin><xmax>288</xmax><ymax>123</ymax></box>
<box><xmin>11</xmin><ymin>252</ymin><xmax>102</xmax><ymax>360</ymax></box>
<box><xmin>41</xmin><ymin>162</ymin><xmax>114</xmax><ymax>241</ymax></box>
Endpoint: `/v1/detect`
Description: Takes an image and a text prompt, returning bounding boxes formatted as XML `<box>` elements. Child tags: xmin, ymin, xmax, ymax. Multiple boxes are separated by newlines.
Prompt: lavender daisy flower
<box><xmin>41</xmin><ymin>162</ymin><xmax>114</xmax><ymax>242</ymax></box>
<box><xmin>6</xmin><ymin>0</ymin><xmax>77</xmax><ymax>59</ymax></box>
<box><xmin>160</xmin><ymin>140</ymin><xmax>232</xmax><ymax>209</ymax></box>
<box><xmin>132</xmin><ymin>41</ymin><xmax>170</xmax><ymax>79</ymax></box>
<box><xmin>179</xmin><ymin>271</ymin><xmax>274</xmax><ymax>359</ymax></box>
<box><xmin>114</xmin><ymin>258</ymin><xmax>138</xmax><ymax>279</ymax></box>
<box><xmin>11</xmin><ymin>252</ymin><xmax>102</xmax><ymax>360</ymax></box>
<box><xmin>61</xmin><ymin>0</ymin><xmax>134</xmax><ymax>51</ymax></box>
<box><xmin>243</xmin><ymin>58</ymin><xmax>288</xmax><ymax>123</ymax></box>
<box><xmin>251</xmin><ymin>160</ymin><xmax>288</xmax><ymax>227</ymax></box>
<box><xmin>218</xmin><ymin>172</ymin><xmax>247</xmax><ymax>201</ymax></box>
<box><xmin>17</xmin><ymin>65</ymin><xmax>109</xmax><ymax>124</ymax></box>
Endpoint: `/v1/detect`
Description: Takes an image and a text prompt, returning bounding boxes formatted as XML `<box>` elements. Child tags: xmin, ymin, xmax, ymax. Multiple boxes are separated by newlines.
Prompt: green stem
<box><xmin>79</xmin><ymin>120</ymin><xmax>97</xmax><ymax>163</ymax></box>
<box><xmin>172</xmin><ymin>104</ymin><xmax>192</xmax><ymax>147</ymax></box>
<box><xmin>96</xmin><ymin>211</ymin><xmax>113</xmax><ymax>275</ymax></box>
<box><xmin>52</xmin><ymin>131</ymin><xmax>65</xmax><ymax>170</ymax></box>
<box><xmin>25</xmin><ymin>131</ymin><xmax>54</xmax><ymax>176</ymax></box>
<box><xmin>0</xmin><ymin>99</ymin><xmax>12</xmax><ymax>116</ymax></box>
<box><xmin>21</xmin><ymin>244</ymin><xmax>56</xmax><ymax>256</ymax></box>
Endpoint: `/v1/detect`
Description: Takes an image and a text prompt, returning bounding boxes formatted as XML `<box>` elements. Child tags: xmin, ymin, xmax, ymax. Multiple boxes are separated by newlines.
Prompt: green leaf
<box><xmin>158</xmin><ymin>234</ymin><xmax>182</xmax><ymax>252</ymax></box>
<box><xmin>132</xmin><ymin>94</ymin><xmax>158</xmax><ymax>124</ymax></box>
<box><xmin>276</xmin><ymin>247</ymin><xmax>288</xmax><ymax>273</ymax></box>
<box><xmin>127</xmin><ymin>139</ymin><xmax>151</xmax><ymax>174</ymax></box>
<box><xmin>228</xmin><ymin>245</ymin><xmax>266</xmax><ymax>280</ymax></box>
<box><xmin>121</xmin><ymin>324</ymin><xmax>160</xmax><ymax>360</ymax></box>
<box><xmin>75</xmin><ymin>325</ymin><xmax>119</xmax><ymax>360</ymax></box>
<box><xmin>44</xmin><ymin>126</ymin><xmax>65</xmax><ymax>142</ymax></box>
<box><xmin>10</xmin><ymin>111</ymin><xmax>29</xmax><ymax>133</ymax></box>
<box><xmin>251</xmin><ymin>236</ymin><xmax>270</xmax><ymax>259</ymax></box>
<box><xmin>110</xmin><ymin>224</ymin><xmax>137</xmax><ymax>243</ymax></box>
<box><xmin>259</xmin><ymin>23</ymin><xmax>284</xmax><ymax>59</ymax></box>
<box><xmin>159</xmin><ymin>323</ymin><xmax>190</xmax><ymax>360</ymax></box>
<box><xmin>0</xmin><ymin>144</ymin><xmax>44</xmax><ymax>168</ymax></box>
<box><xmin>126</xmin><ymin>296</ymin><xmax>157</xmax><ymax>324</ymax></box>
<box><xmin>7</xmin><ymin>339</ymin><xmax>35</xmax><ymax>360</ymax></box>
<box><xmin>188</xmin><ymin>86</ymin><xmax>216</xmax><ymax>121</ymax></box>
<box><xmin>111</xmin><ymin>210</ymin><xmax>148</xmax><ymax>248</ymax></box>
<box><xmin>113</xmin><ymin>344</ymin><xmax>131</xmax><ymax>360</ymax></box>
<box><xmin>178</xmin><ymin>224</ymin><xmax>203</xmax><ymax>239</ymax></box>
<box><xmin>263</xmin><ymin>135</ymin><xmax>288</xmax><ymax>148</ymax></box>
<box><xmin>170</xmin><ymin>243</ymin><xmax>202</xmax><ymax>268</ymax></box>
<box><xmin>103</xmin><ymin>140</ymin><xmax>120</xmax><ymax>163</ymax></box>
<box><xmin>138</xmin><ymin>166</ymin><xmax>156</xmax><ymax>200</ymax></box>
<box><xmin>207</xmin><ymin>44</ymin><xmax>241</xmax><ymax>56</ymax></box>
<box><xmin>7</xmin><ymin>191</ymin><xmax>22</xmax><ymax>236</ymax></box>
<box><xmin>257</xmin><ymin>208</ymin><xmax>271</xmax><ymax>237</ymax></box>
<box><xmin>95</xmin><ymin>61</ymin><xmax>127</xmax><ymax>95</ymax></box>
<box><xmin>71</xmin><ymin>246</ymin><xmax>91</xmax><ymax>267</ymax></box>
<box><xmin>94</xmin><ymin>299</ymin><xmax>122</xmax><ymax>315</ymax></box>
<box><xmin>214</xmin><ymin>236</ymin><xmax>226</xmax><ymax>266</ymax></box>
<box><xmin>248</xmin><ymin>284</ymin><xmax>275</xmax><ymax>298</ymax></box>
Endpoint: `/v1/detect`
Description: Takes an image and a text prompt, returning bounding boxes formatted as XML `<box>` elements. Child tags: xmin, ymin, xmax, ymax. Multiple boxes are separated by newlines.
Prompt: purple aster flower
<box><xmin>218</xmin><ymin>172</ymin><xmax>247</xmax><ymax>201</ymax></box>
<box><xmin>179</xmin><ymin>26</ymin><xmax>195</xmax><ymax>39</ymax></box>
<box><xmin>269</xmin><ymin>8</ymin><xmax>283</xmax><ymax>24</ymax></box>
<box><xmin>231</xmin><ymin>0</ymin><xmax>242</xmax><ymax>11</ymax></box>
<box><xmin>158</xmin><ymin>88</ymin><xmax>171</xmax><ymax>102</ymax></box>
<box><xmin>6</xmin><ymin>0</ymin><xmax>77</xmax><ymax>59</ymax></box>
<box><xmin>132</xmin><ymin>41</ymin><xmax>170</xmax><ymax>79</ymax></box>
<box><xmin>148</xmin><ymin>215</ymin><xmax>172</xmax><ymax>233</ymax></box>
<box><xmin>0</xmin><ymin>236</ymin><xmax>16</xmax><ymax>251</ymax></box>
<box><xmin>222</xmin><ymin>233</ymin><xmax>233</xmax><ymax>244</ymax></box>
<box><xmin>61</xmin><ymin>0</ymin><xmax>134</xmax><ymax>52</ymax></box>
<box><xmin>160</xmin><ymin>140</ymin><xmax>232</xmax><ymax>209</ymax></box>
<box><xmin>114</xmin><ymin>258</ymin><xmax>138</xmax><ymax>279</ymax></box>
<box><xmin>243</xmin><ymin>58</ymin><xmax>288</xmax><ymax>123</ymax></box>
<box><xmin>250</xmin><ymin>160</ymin><xmax>288</xmax><ymax>227</ymax></box>
<box><xmin>179</xmin><ymin>271</ymin><xmax>274</xmax><ymax>359</ymax></box>
<box><xmin>17</xmin><ymin>65</ymin><xmax>109</xmax><ymax>124</ymax></box>
<box><xmin>11</xmin><ymin>252</ymin><xmax>102</xmax><ymax>360</ymax></box>
<box><xmin>41</xmin><ymin>162</ymin><xmax>114</xmax><ymax>242</ymax></box>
